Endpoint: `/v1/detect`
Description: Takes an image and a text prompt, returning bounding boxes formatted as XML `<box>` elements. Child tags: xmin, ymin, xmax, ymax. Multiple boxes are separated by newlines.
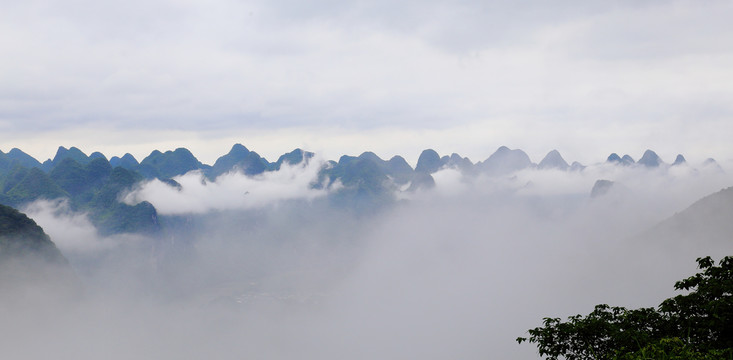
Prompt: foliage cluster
<box><xmin>517</xmin><ymin>256</ymin><xmax>733</xmax><ymax>360</ymax></box>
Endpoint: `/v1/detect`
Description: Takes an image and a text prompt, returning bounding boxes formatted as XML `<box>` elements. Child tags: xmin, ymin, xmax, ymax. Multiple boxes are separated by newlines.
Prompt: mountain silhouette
<box><xmin>538</xmin><ymin>150</ymin><xmax>569</xmax><ymax>170</ymax></box>
<box><xmin>637</xmin><ymin>150</ymin><xmax>662</xmax><ymax>167</ymax></box>
<box><xmin>477</xmin><ymin>146</ymin><xmax>532</xmax><ymax>175</ymax></box>
<box><xmin>140</xmin><ymin>148</ymin><xmax>207</xmax><ymax>179</ymax></box>
<box><xmin>415</xmin><ymin>149</ymin><xmax>442</xmax><ymax>174</ymax></box>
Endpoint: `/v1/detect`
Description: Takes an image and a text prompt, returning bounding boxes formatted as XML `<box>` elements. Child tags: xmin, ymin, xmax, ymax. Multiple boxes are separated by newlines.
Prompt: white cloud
<box><xmin>123</xmin><ymin>159</ymin><xmax>328</xmax><ymax>214</ymax></box>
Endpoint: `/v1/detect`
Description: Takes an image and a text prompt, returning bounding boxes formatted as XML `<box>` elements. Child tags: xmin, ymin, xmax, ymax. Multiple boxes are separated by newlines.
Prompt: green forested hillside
<box><xmin>0</xmin><ymin>152</ymin><xmax>159</xmax><ymax>236</ymax></box>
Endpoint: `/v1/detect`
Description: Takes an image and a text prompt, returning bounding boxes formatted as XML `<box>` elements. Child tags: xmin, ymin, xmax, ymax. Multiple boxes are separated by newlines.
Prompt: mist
<box><xmin>4</xmin><ymin>162</ymin><xmax>733</xmax><ymax>359</ymax></box>
<box><xmin>122</xmin><ymin>158</ymin><xmax>328</xmax><ymax>214</ymax></box>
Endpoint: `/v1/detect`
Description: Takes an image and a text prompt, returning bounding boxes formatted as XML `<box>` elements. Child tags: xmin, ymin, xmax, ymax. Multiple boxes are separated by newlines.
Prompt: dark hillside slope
<box><xmin>0</xmin><ymin>203</ymin><xmax>79</xmax><ymax>302</ymax></box>
<box><xmin>0</xmin><ymin>203</ymin><xmax>67</xmax><ymax>263</ymax></box>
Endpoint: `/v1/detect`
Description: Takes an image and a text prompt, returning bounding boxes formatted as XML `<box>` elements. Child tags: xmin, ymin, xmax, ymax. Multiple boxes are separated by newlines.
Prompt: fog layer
<box><xmin>6</xmin><ymin>163</ymin><xmax>733</xmax><ymax>359</ymax></box>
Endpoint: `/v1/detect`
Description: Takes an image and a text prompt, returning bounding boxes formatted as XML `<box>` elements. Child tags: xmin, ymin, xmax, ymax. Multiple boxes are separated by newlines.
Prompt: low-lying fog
<box><xmin>6</xmin><ymin>160</ymin><xmax>733</xmax><ymax>359</ymax></box>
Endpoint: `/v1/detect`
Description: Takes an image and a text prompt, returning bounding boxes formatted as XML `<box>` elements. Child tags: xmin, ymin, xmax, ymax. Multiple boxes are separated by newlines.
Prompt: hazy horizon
<box><xmin>2</xmin><ymin>1</ymin><xmax>733</xmax><ymax>165</ymax></box>
<box><xmin>2</xmin><ymin>0</ymin><xmax>733</xmax><ymax>358</ymax></box>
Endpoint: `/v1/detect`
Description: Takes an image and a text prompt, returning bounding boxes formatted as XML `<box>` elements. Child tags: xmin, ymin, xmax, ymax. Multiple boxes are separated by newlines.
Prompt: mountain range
<box><xmin>0</xmin><ymin>144</ymin><xmax>725</xmax><ymax>234</ymax></box>
<box><xmin>1</xmin><ymin>143</ymin><xmax>732</xmax><ymax>310</ymax></box>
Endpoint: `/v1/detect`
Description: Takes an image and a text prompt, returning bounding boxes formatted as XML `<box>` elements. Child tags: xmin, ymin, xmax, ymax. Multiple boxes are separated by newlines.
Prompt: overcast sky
<box><xmin>1</xmin><ymin>0</ymin><xmax>732</xmax><ymax>166</ymax></box>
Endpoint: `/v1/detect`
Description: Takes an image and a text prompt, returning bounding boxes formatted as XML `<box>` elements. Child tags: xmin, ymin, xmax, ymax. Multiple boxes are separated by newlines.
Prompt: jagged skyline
<box><xmin>1</xmin><ymin>1</ymin><xmax>733</xmax><ymax>166</ymax></box>
<box><xmin>0</xmin><ymin>144</ymin><xmax>723</xmax><ymax>172</ymax></box>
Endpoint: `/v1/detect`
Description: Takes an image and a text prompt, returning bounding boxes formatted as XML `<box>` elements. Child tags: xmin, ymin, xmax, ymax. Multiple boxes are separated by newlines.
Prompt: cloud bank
<box><xmin>123</xmin><ymin>159</ymin><xmax>328</xmax><ymax>214</ymax></box>
<box><xmin>5</xmin><ymin>161</ymin><xmax>732</xmax><ymax>359</ymax></box>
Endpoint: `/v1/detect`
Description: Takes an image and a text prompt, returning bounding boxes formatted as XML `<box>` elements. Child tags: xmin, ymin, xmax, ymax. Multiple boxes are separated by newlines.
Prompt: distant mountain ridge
<box><xmin>0</xmin><ymin>144</ymin><xmax>725</xmax><ymax>230</ymax></box>
<box><xmin>3</xmin><ymin>145</ymin><xmax>719</xmax><ymax>182</ymax></box>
